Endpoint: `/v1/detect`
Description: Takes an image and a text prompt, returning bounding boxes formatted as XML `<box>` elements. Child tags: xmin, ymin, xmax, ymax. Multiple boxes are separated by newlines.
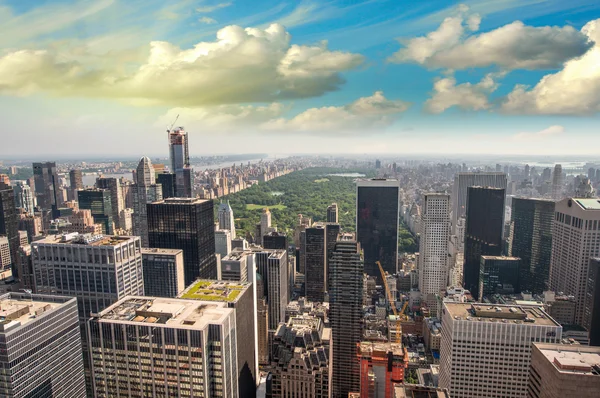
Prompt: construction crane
<box><xmin>377</xmin><ymin>261</ymin><xmax>401</xmax><ymax>344</ymax></box>
<box><xmin>167</xmin><ymin>114</ymin><xmax>179</xmax><ymax>133</ymax></box>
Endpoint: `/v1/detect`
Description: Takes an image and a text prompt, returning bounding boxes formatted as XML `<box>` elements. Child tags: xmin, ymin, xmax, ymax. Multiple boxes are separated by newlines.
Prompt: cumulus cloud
<box><xmin>502</xmin><ymin>19</ymin><xmax>600</xmax><ymax>115</ymax></box>
<box><xmin>0</xmin><ymin>24</ymin><xmax>364</xmax><ymax>106</ymax></box>
<box><xmin>388</xmin><ymin>6</ymin><xmax>592</xmax><ymax>70</ymax></box>
<box><xmin>425</xmin><ymin>73</ymin><xmax>499</xmax><ymax>113</ymax></box>
<box><xmin>512</xmin><ymin>125</ymin><xmax>565</xmax><ymax>141</ymax></box>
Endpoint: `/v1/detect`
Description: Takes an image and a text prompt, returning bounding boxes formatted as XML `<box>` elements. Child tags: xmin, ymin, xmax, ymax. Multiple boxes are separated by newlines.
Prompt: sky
<box><xmin>1</xmin><ymin>0</ymin><xmax>600</xmax><ymax>158</ymax></box>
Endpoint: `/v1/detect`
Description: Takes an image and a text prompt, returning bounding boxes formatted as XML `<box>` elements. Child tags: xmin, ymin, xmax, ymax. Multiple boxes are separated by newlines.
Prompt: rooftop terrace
<box><xmin>179</xmin><ymin>279</ymin><xmax>249</xmax><ymax>303</ymax></box>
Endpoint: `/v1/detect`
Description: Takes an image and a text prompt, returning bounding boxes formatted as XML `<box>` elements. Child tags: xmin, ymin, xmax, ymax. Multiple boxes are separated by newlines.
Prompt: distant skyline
<box><xmin>1</xmin><ymin>0</ymin><xmax>600</xmax><ymax>157</ymax></box>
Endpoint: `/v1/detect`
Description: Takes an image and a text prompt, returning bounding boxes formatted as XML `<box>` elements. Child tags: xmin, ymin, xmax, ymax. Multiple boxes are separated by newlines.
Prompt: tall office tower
<box><xmin>69</xmin><ymin>169</ymin><xmax>83</xmax><ymax>190</ymax></box>
<box><xmin>418</xmin><ymin>194</ymin><xmax>450</xmax><ymax>309</ymax></box>
<box><xmin>479</xmin><ymin>256</ymin><xmax>521</xmax><ymax>300</ymax></box>
<box><xmin>510</xmin><ymin>198</ymin><xmax>554</xmax><ymax>294</ymax></box>
<box><xmin>256</xmin><ymin>274</ymin><xmax>270</xmax><ymax>365</ymax></box>
<box><xmin>179</xmin><ymin>280</ymin><xmax>257</xmax><ymax>397</ymax></box>
<box><xmin>542</xmin><ymin>167</ymin><xmax>552</xmax><ymax>182</ymax></box>
<box><xmin>439</xmin><ymin>303</ymin><xmax>562</xmax><ymax>398</ymax></box>
<box><xmin>77</xmin><ymin>188</ymin><xmax>114</xmax><ymax>234</ymax></box>
<box><xmin>16</xmin><ymin>243</ymin><xmax>34</xmax><ymax>291</ymax></box>
<box><xmin>551</xmin><ymin>164</ymin><xmax>563</xmax><ymax>200</ymax></box>
<box><xmin>584</xmin><ymin>258</ymin><xmax>600</xmax><ymax>345</ymax></box>
<box><xmin>327</xmin><ymin>202</ymin><xmax>339</xmax><ymax>223</ymax></box>
<box><xmin>357</xmin><ymin>342</ymin><xmax>408</xmax><ymax>398</ymax></box>
<box><xmin>118</xmin><ymin>208</ymin><xmax>133</xmax><ymax>234</ymax></box>
<box><xmin>33</xmin><ymin>161</ymin><xmax>59</xmax><ymax>210</ymax></box>
<box><xmin>329</xmin><ymin>239</ymin><xmax>364</xmax><ymax>398</ymax></box>
<box><xmin>168</xmin><ymin>126</ymin><xmax>193</xmax><ymax>197</ymax></box>
<box><xmin>255</xmin><ymin>207</ymin><xmax>272</xmax><ymax>246</ymax></box>
<box><xmin>356</xmin><ymin>179</ymin><xmax>399</xmax><ymax>280</ymax></box>
<box><xmin>375</xmin><ymin>159</ymin><xmax>382</xmax><ymax>169</ymax></box>
<box><xmin>218</xmin><ymin>200</ymin><xmax>236</xmax><ymax>238</ymax></box>
<box><xmin>0</xmin><ymin>181</ymin><xmax>18</xmax><ymax>271</ymax></box>
<box><xmin>132</xmin><ymin>157</ymin><xmax>163</xmax><ymax>246</ymax></box>
<box><xmin>263</xmin><ymin>231</ymin><xmax>288</xmax><ymax>250</ymax></box>
<box><xmin>528</xmin><ymin>343</ymin><xmax>600</xmax><ymax>398</ymax></box>
<box><xmin>141</xmin><ymin>248</ymin><xmax>185</xmax><ymax>297</ymax></box>
<box><xmin>255</xmin><ymin>248</ymin><xmax>289</xmax><ymax>331</ymax></box>
<box><xmin>220</xmin><ymin>249</ymin><xmax>249</xmax><ymax>282</ymax></box>
<box><xmin>550</xmin><ymin>198</ymin><xmax>600</xmax><ymax>324</ymax></box>
<box><xmin>96</xmin><ymin>177</ymin><xmax>123</xmax><ymax>229</ymax></box>
<box><xmin>463</xmin><ymin>187</ymin><xmax>505</xmax><ymax>300</ymax></box>
<box><xmin>19</xmin><ymin>213</ymin><xmax>42</xmax><ymax>242</ymax></box>
<box><xmin>13</xmin><ymin>181</ymin><xmax>34</xmax><ymax>215</ymax></box>
<box><xmin>147</xmin><ymin>197</ymin><xmax>217</xmax><ymax>284</ymax></box>
<box><xmin>88</xmin><ymin>296</ymin><xmax>239</xmax><ymax>398</ymax></box>
<box><xmin>304</xmin><ymin>223</ymin><xmax>326</xmax><ymax>302</ymax></box>
<box><xmin>32</xmin><ymin>234</ymin><xmax>144</xmax><ymax>321</ymax></box>
<box><xmin>270</xmin><ymin>315</ymin><xmax>331</xmax><ymax>398</ymax></box>
<box><xmin>325</xmin><ymin>223</ymin><xmax>341</xmax><ymax>291</ymax></box>
<box><xmin>0</xmin><ymin>236</ymin><xmax>11</xmax><ymax>275</ymax></box>
<box><xmin>0</xmin><ymin>292</ymin><xmax>86</xmax><ymax>398</ymax></box>
<box><xmin>215</xmin><ymin>229</ymin><xmax>232</xmax><ymax>258</ymax></box>
<box><xmin>156</xmin><ymin>172</ymin><xmax>176</xmax><ymax>199</ymax></box>
<box><xmin>451</xmin><ymin>172</ymin><xmax>507</xmax><ymax>234</ymax></box>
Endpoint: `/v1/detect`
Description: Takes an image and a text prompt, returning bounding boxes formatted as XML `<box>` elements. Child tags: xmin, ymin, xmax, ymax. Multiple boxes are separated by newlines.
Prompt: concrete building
<box><xmin>329</xmin><ymin>238</ymin><xmax>363</xmax><ymax>398</ymax></box>
<box><xmin>549</xmin><ymin>198</ymin><xmax>600</xmax><ymax>324</ymax></box>
<box><xmin>218</xmin><ymin>200</ymin><xmax>236</xmax><ymax>239</ymax></box>
<box><xmin>270</xmin><ymin>314</ymin><xmax>331</xmax><ymax>398</ymax></box>
<box><xmin>220</xmin><ymin>248</ymin><xmax>249</xmax><ymax>282</ymax></box>
<box><xmin>356</xmin><ymin>179</ymin><xmax>399</xmax><ymax>280</ymax></box>
<box><xmin>0</xmin><ymin>181</ymin><xmax>18</xmax><ymax>271</ymax></box>
<box><xmin>423</xmin><ymin>317</ymin><xmax>442</xmax><ymax>351</ymax></box>
<box><xmin>584</xmin><ymin>258</ymin><xmax>600</xmax><ymax>345</ymax></box>
<box><xmin>254</xmin><ymin>248</ymin><xmax>288</xmax><ymax>332</ymax></box>
<box><xmin>179</xmin><ymin>280</ymin><xmax>257</xmax><ymax>397</ymax></box>
<box><xmin>393</xmin><ymin>385</ymin><xmax>449</xmax><ymax>398</ymax></box>
<box><xmin>88</xmin><ymin>296</ymin><xmax>238</xmax><ymax>397</ymax></box>
<box><xmin>451</xmin><ymin>172</ymin><xmax>507</xmax><ymax>235</ymax></box>
<box><xmin>69</xmin><ymin>169</ymin><xmax>83</xmax><ymax>192</ymax></box>
<box><xmin>0</xmin><ymin>236</ymin><xmax>11</xmax><ymax>275</ymax></box>
<box><xmin>327</xmin><ymin>202</ymin><xmax>339</xmax><ymax>223</ymax></box>
<box><xmin>0</xmin><ymin>292</ymin><xmax>86</xmax><ymax>398</ymax></box>
<box><xmin>418</xmin><ymin>193</ymin><xmax>450</xmax><ymax>311</ymax></box>
<box><xmin>439</xmin><ymin>303</ymin><xmax>562</xmax><ymax>398</ymax></box>
<box><xmin>68</xmin><ymin>208</ymin><xmax>103</xmax><ymax>235</ymax></box>
<box><xmin>215</xmin><ymin>228</ymin><xmax>232</xmax><ymax>258</ymax></box>
<box><xmin>528</xmin><ymin>343</ymin><xmax>600</xmax><ymax>398</ymax></box>
<box><xmin>552</xmin><ymin>164</ymin><xmax>563</xmax><ymax>200</ymax></box>
<box><xmin>357</xmin><ymin>341</ymin><xmax>409</xmax><ymax>398</ymax></box>
<box><xmin>543</xmin><ymin>291</ymin><xmax>576</xmax><ymax>325</ymax></box>
<box><xmin>132</xmin><ymin>157</ymin><xmax>163</xmax><ymax>246</ymax></box>
<box><xmin>13</xmin><ymin>181</ymin><xmax>34</xmax><ymax>215</ymax></box>
<box><xmin>256</xmin><ymin>274</ymin><xmax>269</xmax><ymax>365</ymax></box>
<box><xmin>141</xmin><ymin>248</ymin><xmax>184</xmax><ymax>298</ymax></box>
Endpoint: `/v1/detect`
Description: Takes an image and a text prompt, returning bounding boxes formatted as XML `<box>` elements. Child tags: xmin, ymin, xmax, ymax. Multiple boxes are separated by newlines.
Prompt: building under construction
<box><xmin>358</xmin><ymin>341</ymin><xmax>409</xmax><ymax>398</ymax></box>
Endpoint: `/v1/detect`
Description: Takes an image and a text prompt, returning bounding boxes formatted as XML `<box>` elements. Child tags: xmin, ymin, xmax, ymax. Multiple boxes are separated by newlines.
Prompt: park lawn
<box><xmin>246</xmin><ymin>204</ymin><xmax>287</xmax><ymax>210</ymax></box>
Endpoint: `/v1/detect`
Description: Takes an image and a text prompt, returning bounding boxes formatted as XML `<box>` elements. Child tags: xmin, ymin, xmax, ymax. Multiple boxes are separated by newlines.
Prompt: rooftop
<box><xmin>444</xmin><ymin>303</ymin><xmax>560</xmax><ymax>326</ymax></box>
<box><xmin>141</xmin><ymin>248</ymin><xmax>182</xmax><ymax>255</ymax></box>
<box><xmin>394</xmin><ymin>384</ymin><xmax>449</xmax><ymax>398</ymax></box>
<box><xmin>536</xmin><ymin>343</ymin><xmax>600</xmax><ymax>375</ymax></box>
<box><xmin>35</xmin><ymin>233</ymin><xmax>136</xmax><ymax>246</ymax></box>
<box><xmin>153</xmin><ymin>197</ymin><xmax>210</xmax><ymax>205</ymax></box>
<box><xmin>359</xmin><ymin>341</ymin><xmax>405</xmax><ymax>358</ymax></box>
<box><xmin>574</xmin><ymin>199</ymin><xmax>600</xmax><ymax>210</ymax></box>
<box><xmin>179</xmin><ymin>279</ymin><xmax>249</xmax><ymax>303</ymax></box>
<box><xmin>481</xmin><ymin>256</ymin><xmax>520</xmax><ymax>261</ymax></box>
<box><xmin>95</xmin><ymin>296</ymin><xmax>233</xmax><ymax>330</ymax></box>
<box><xmin>0</xmin><ymin>293</ymin><xmax>69</xmax><ymax>332</ymax></box>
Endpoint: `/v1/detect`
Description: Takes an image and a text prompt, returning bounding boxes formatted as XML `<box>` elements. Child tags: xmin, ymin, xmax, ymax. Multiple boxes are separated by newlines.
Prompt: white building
<box><xmin>215</xmin><ymin>229</ymin><xmax>232</xmax><ymax>258</ymax></box>
<box><xmin>549</xmin><ymin>198</ymin><xmax>600</xmax><ymax>324</ymax></box>
<box><xmin>418</xmin><ymin>193</ymin><xmax>450</xmax><ymax>312</ymax></box>
<box><xmin>218</xmin><ymin>201</ymin><xmax>236</xmax><ymax>239</ymax></box>
<box><xmin>439</xmin><ymin>303</ymin><xmax>562</xmax><ymax>398</ymax></box>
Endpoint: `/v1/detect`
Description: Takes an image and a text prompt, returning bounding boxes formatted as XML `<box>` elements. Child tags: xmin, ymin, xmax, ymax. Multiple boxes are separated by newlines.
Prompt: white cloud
<box><xmin>425</xmin><ymin>73</ymin><xmax>499</xmax><ymax>113</ymax></box>
<box><xmin>196</xmin><ymin>2</ymin><xmax>232</xmax><ymax>13</ymax></box>
<box><xmin>198</xmin><ymin>16</ymin><xmax>217</xmax><ymax>24</ymax></box>
<box><xmin>502</xmin><ymin>19</ymin><xmax>600</xmax><ymax>115</ymax></box>
<box><xmin>0</xmin><ymin>24</ymin><xmax>364</xmax><ymax>106</ymax></box>
<box><xmin>388</xmin><ymin>6</ymin><xmax>592</xmax><ymax>70</ymax></box>
<box><xmin>512</xmin><ymin>125</ymin><xmax>565</xmax><ymax>141</ymax></box>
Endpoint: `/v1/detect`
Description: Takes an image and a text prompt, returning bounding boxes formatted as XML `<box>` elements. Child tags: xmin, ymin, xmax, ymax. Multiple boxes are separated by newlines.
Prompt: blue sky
<box><xmin>1</xmin><ymin>0</ymin><xmax>600</xmax><ymax>157</ymax></box>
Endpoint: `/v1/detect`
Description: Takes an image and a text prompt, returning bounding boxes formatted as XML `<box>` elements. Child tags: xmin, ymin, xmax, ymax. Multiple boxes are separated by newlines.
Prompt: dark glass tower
<box><xmin>325</xmin><ymin>223</ymin><xmax>341</xmax><ymax>291</ymax></box>
<box><xmin>584</xmin><ymin>258</ymin><xmax>600</xmax><ymax>346</ymax></box>
<box><xmin>0</xmin><ymin>181</ymin><xmax>18</xmax><ymax>271</ymax></box>
<box><xmin>263</xmin><ymin>231</ymin><xmax>288</xmax><ymax>250</ymax></box>
<box><xmin>463</xmin><ymin>186</ymin><xmax>505</xmax><ymax>299</ymax></box>
<box><xmin>77</xmin><ymin>188</ymin><xmax>114</xmax><ymax>234</ymax></box>
<box><xmin>304</xmin><ymin>224</ymin><xmax>326</xmax><ymax>302</ymax></box>
<box><xmin>33</xmin><ymin>161</ymin><xmax>59</xmax><ymax>211</ymax></box>
<box><xmin>356</xmin><ymin>179</ymin><xmax>399</xmax><ymax>281</ymax></box>
<box><xmin>147</xmin><ymin>198</ymin><xmax>217</xmax><ymax>284</ymax></box>
<box><xmin>479</xmin><ymin>256</ymin><xmax>521</xmax><ymax>300</ymax></box>
<box><xmin>510</xmin><ymin>198</ymin><xmax>554</xmax><ymax>294</ymax></box>
<box><xmin>156</xmin><ymin>173</ymin><xmax>177</xmax><ymax>199</ymax></box>
<box><xmin>329</xmin><ymin>238</ymin><xmax>363</xmax><ymax>398</ymax></box>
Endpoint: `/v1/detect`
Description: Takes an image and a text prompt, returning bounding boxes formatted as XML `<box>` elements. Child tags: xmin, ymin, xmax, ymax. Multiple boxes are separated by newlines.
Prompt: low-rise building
<box><xmin>423</xmin><ymin>318</ymin><xmax>441</xmax><ymax>351</ymax></box>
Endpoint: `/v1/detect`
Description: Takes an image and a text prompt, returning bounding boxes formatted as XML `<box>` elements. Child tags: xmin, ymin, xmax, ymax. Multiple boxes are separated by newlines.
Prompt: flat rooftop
<box><xmin>141</xmin><ymin>248</ymin><xmax>183</xmax><ymax>255</ymax></box>
<box><xmin>179</xmin><ymin>279</ymin><xmax>250</xmax><ymax>303</ymax></box>
<box><xmin>359</xmin><ymin>341</ymin><xmax>405</xmax><ymax>357</ymax></box>
<box><xmin>35</xmin><ymin>233</ymin><xmax>135</xmax><ymax>246</ymax></box>
<box><xmin>481</xmin><ymin>256</ymin><xmax>520</xmax><ymax>261</ymax></box>
<box><xmin>96</xmin><ymin>296</ymin><xmax>233</xmax><ymax>330</ymax></box>
<box><xmin>152</xmin><ymin>197</ymin><xmax>210</xmax><ymax>205</ymax></box>
<box><xmin>445</xmin><ymin>303</ymin><xmax>560</xmax><ymax>326</ymax></box>
<box><xmin>574</xmin><ymin>199</ymin><xmax>600</xmax><ymax>210</ymax></box>
<box><xmin>356</xmin><ymin>178</ymin><xmax>399</xmax><ymax>187</ymax></box>
<box><xmin>536</xmin><ymin>344</ymin><xmax>600</xmax><ymax>375</ymax></box>
<box><xmin>394</xmin><ymin>385</ymin><xmax>450</xmax><ymax>398</ymax></box>
<box><xmin>0</xmin><ymin>294</ymin><xmax>66</xmax><ymax>331</ymax></box>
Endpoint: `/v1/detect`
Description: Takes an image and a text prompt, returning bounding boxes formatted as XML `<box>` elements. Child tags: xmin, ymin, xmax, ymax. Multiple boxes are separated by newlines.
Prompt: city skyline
<box><xmin>1</xmin><ymin>0</ymin><xmax>600</xmax><ymax>157</ymax></box>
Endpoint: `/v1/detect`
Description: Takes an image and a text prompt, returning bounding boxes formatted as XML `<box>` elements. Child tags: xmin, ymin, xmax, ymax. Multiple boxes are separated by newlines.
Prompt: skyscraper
<box><xmin>141</xmin><ymin>248</ymin><xmax>185</xmax><ymax>298</ymax></box>
<box><xmin>304</xmin><ymin>223</ymin><xmax>326</xmax><ymax>302</ymax></box>
<box><xmin>325</xmin><ymin>222</ymin><xmax>341</xmax><ymax>291</ymax></box>
<box><xmin>327</xmin><ymin>202</ymin><xmax>339</xmax><ymax>223</ymax></box>
<box><xmin>463</xmin><ymin>186</ymin><xmax>505</xmax><ymax>299</ymax></box>
<box><xmin>510</xmin><ymin>198</ymin><xmax>554</xmax><ymax>294</ymax></box>
<box><xmin>96</xmin><ymin>177</ymin><xmax>123</xmax><ymax>230</ymax></box>
<box><xmin>439</xmin><ymin>303</ymin><xmax>562</xmax><ymax>398</ymax></box>
<box><xmin>69</xmin><ymin>169</ymin><xmax>83</xmax><ymax>190</ymax></box>
<box><xmin>256</xmin><ymin>207</ymin><xmax>272</xmax><ymax>245</ymax></box>
<box><xmin>451</xmin><ymin>172</ymin><xmax>507</xmax><ymax>234</ymax></box>
<box><xmin>77</xmin><ymin>188</ymin><xmax>114</xmax><ymax>234</ymax></box>
<box><xmin>132</xmin><ymin>157</ymin><xmax>163</xmax><ymax>246</ymax></box>
<box><xmin>147</xmin><ymin>197</ymin><xmax>217</xmax><ymax>284</ymax></box>
<box><xmin>0</xmin><ymin>292</ymin><xmax>86</xmax><ymax>398</ymax></box>
<box><xmin>584</xmin><ymin>258</ymin><xmax>600</xmax><ymax>346</ymax></box>
<box><xmin>356</xmin><ymin>179</ymin><xmax>399</xmax><ymax>280</ymax></box>
<box><xmin>550</xmin><ymin>198</ymin><xmax>600</xmax><ymax>324</ymax></box>
<box><xmin>13</xmin><ymin>181</ymin><xmax>34</xmax><ymax>215</ymax></box>
<box><xmin>263</xmin><ymin>231</ymin><xmax>288</xmax><ymax>250</ymax></box>
<box><xmin>88</xmin><ymin>296</ymin><xmax>238</xmax><ymax>397</ymax></box>
<box><xmin>329</xmin><ymin>238</ymin><xmax>363</xmax><ymax>398</ymax></box>
<box><xmin>552</xmin><ymin>164</ymin><xmax>563</xmax><ymax>200</ymax></box>
<box><xmin>156</xmin><ymin>172</ymin><xmax>176</xmax><ymax>199</ymax></box>
<box><xmin>418</xmin><ymin>193</ymin><xmax>450</xmax><ymax>309</ymax></box>
<box><xmin>479</xmin><ymin>256</ymin><xmax>521</xmax><ymax>300</ymax></box>
<box><xmin>168</xmin><ymin>126</ymin><xmax>193</xmax><ymax>197</ymax></box>
<box><xmin>255</xmin><ymin>248</ymin><xmax>289</xmax><ymax>330</ymax></box>
<box><xmin>0</xmin><ymin>181</ymin><xmax>18</xmax><ymax>271</ymax></box>
<box><xmin>33</xmin><ymin>161</ymin><xmax>59</xmax><ymax>211</ymax></box>
<box><xmin>215</xmin><ymin>229</ymin><xmax>232</xmax><ymax>258</ymax></box>
<box><xmin>218</xmin><ymin>200</ymin><xmax>236</xmax><ymax>238</ymax></box>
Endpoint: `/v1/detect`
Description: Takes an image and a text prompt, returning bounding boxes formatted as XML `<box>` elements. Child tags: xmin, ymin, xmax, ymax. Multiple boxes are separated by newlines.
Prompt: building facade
<box><xmin>357</xmin><ymin>341</ymin><xmax>408</xmax><ymax>398</ymax></box>
<box><xmin>96</xmin><ymin>177</ymin><xmax>124</xmax><ymax>230</ymax></box>
<box><xmin>77</xmin><ymin>188</ymin><xmax>114</xmax><ymax>234</ymax></box>
<box><xmin>131</xmin><ymin>157</ymin><xmax>163</xmax><ymax>247</ymax></box>
<box><xmin>13</xmin><ymin>181</ymin><xmax>34</xmax><ymax>216</ymax></box>
<box><xmin>479</xmin><ymin>256</ymin><xmax>521</xmax><ymax>300</ymax></box>
<box><xmin>584</xmin><ymin>257</ymin><xmax>600</xmax><ymax>346</ymax></box>
<box><xmin>215</xmin><ymin>229</ymin><xmax>232</xmax><ymax>258</ymax></box>
<box><xmin>327</xmin><ymin>203</ymin><xmax>339</xmax><ymax>223</ymax></box>
<box><xmin>33</xmin><ymin>161</ymin><xmax>59</xmax><ymax>211</ymax></box>
<box><xmin>304</xmin><ymin>223</ymin><xmax>326</xmax><ymax>302</ymax></box>
<box><xmin>168</xmin><ymin>127</ymin><xmax>193</xmax><ymax>197</ymax></box>
<box><xmin>218</xmin><ymin>201</ymin><xmax>236</xmax><ymax>239</ymax></box>
<box><xmin>0</xmin><ymin>181</ymin><xmax>18</xmax><ymax>271</ymax></box>
<box><xmin>141</xmin><ymin>248</ymin><xmax>184</xmax><ymax>298</ymax></box>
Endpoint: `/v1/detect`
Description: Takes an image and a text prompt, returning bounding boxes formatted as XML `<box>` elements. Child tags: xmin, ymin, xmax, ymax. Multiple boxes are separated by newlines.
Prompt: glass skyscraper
<box><xmin>77</xmin><ymin>188</ymin><xmax>114</xmax><ymax>234</ymax></box>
